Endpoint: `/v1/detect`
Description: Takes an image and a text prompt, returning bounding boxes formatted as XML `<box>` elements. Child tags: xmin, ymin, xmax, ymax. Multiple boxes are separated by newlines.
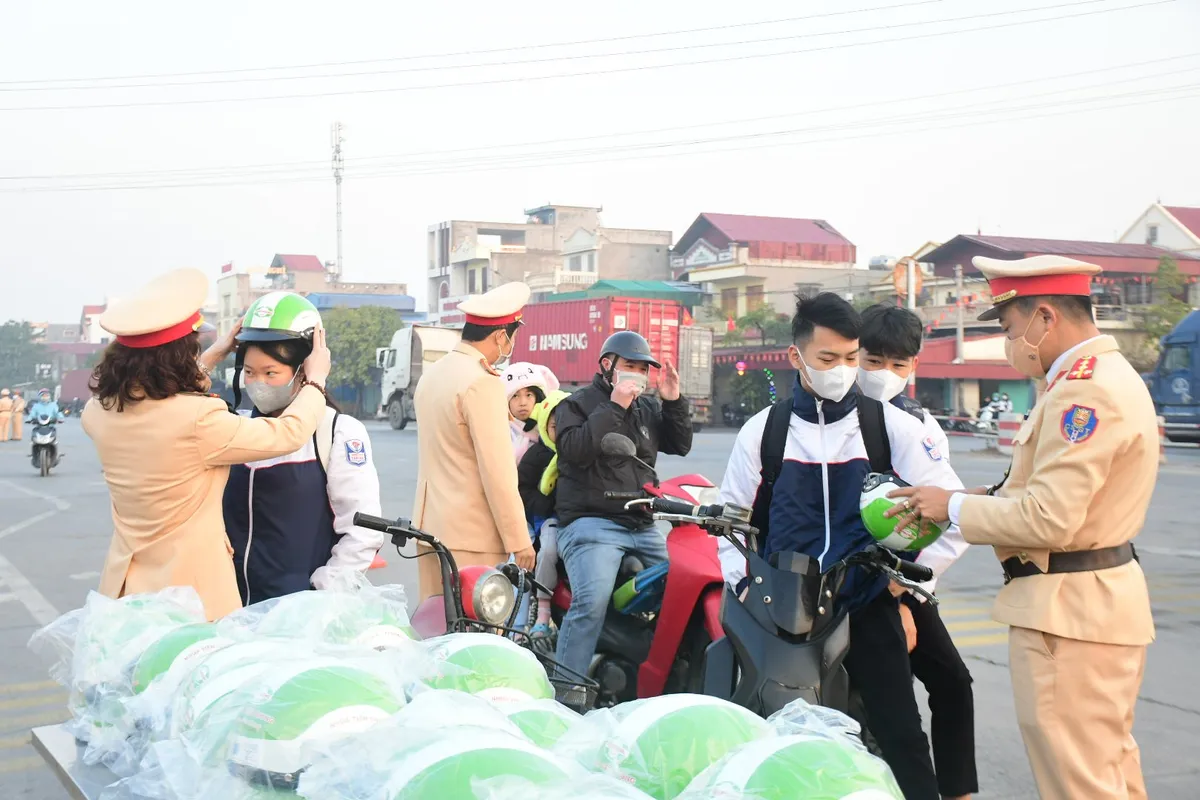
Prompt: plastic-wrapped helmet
<box><xmin>130</xmin><ymin>623</ymin><xmax>233</xmax><ymax>695</ymax></box>
<box><xmin>424</xmin><ymin>633</ymin><xmax>554</xmax><ymax>704</ymax></box>
<box><xmin>599</xmin><ymin>331</ymin><xmax>661</xmax><ymax>369</ymax></box>
<box><xmin>584</xmin><ymin>694</ymin><xmax>773</xmax><ymax>800</ymax></box>
<box><xmin>252</xmin><ymin>589</ymin><xmax>418</xmax><ymax>649</ymax></box>
<box><xmin>502</xmin><ymin>700</ymin><xmax>582</xmax><ymax>749</ymax></box>
<box><xmin>859</xmin><ymin>473</ymin><xmax>948</xmax><ymax>552</ymax></box>
<box><xmin>680</xmin><ymin>733</ymin><xmax>903</xmax><ymax>799</ymax></box>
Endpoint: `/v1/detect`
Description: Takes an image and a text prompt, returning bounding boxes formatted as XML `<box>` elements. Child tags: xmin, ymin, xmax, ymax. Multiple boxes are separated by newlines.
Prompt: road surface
<box><xmin>1</xmin><ymin>420</ymin><xmax>1197</xmax><ymax>798</ymax></box>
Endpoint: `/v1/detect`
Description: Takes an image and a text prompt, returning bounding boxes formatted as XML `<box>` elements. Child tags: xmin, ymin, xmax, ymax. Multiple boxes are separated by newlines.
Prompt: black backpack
<box><xmin>748</xmin><ymin>394</ymin><xmax>892</xmax><ymax>556</ymax></box>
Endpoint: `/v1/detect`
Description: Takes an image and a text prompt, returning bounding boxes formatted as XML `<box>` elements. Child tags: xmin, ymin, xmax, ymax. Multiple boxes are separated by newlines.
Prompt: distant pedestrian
<box><xmin>10</xmin><ymin>390</ymin><xmax>25</xmax><ymax>440</ymax></box>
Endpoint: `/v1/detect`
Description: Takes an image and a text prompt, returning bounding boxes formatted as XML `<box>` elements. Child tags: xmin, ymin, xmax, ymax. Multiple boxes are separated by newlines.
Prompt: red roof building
<box><xmin>672</xmin><ymin>213</ymin><xmax>857</xmax><ymax>319</ymax></box>
<box><xmin>1119</xmin><ymin>202</ymin><xmax>1200</xmax><ymax>256</ymax></box>
<box><xmin>270</xmin><ymin>254</ymin><xmax>326</xmax><ymax>273</ymax></box>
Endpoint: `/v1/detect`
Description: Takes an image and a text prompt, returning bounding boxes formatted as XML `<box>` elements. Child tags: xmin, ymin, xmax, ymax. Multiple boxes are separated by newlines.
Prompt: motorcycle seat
<box><xmin>616</xmin><ymin>555</ymin><xmax>645</xmax><ymax>586</ymax></box>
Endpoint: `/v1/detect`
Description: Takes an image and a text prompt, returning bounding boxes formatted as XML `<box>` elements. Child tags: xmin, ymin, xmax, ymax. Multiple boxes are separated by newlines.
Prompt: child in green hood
<box><xmin>518</xmin><ymin>389</ymin><xmax>571</xmax><ymax>638</ymax></box>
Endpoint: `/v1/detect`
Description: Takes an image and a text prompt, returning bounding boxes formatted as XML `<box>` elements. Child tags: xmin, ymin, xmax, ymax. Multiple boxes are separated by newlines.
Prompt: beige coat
<box><xmin>83</xmin><ymin>386</ymin><xmax>326</xmax><ymax>620</ymax></box>
<box><xmin>958</xmin><ymin>336</ymin><xmax>1156</xmax><ymax>646</ymax></box>
<box><xmin>413</xmin><ymin>343</ymin><xmax>531</xmax><ymax>559</ymax></box>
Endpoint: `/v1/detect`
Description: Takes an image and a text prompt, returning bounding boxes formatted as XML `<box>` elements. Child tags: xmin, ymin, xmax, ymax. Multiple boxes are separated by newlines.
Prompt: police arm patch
<box><xmin>345</xmin><ymin>438</ymin><xmax>368</xmax><ymax>466</ymax></box>
<box><xmin>1060</xmin><ymin>405</ymin><xmax>1098</xmax><ymax>443</ymax></box>
<box><xmin>921</xmin><ymin>436</ymin><xmax>942</xmax><ymax>461</ymax></box>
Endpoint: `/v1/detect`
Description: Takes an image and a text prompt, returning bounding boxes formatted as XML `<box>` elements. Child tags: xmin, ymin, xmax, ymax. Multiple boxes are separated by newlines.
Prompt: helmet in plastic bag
<box><xmin>502</xmin><ymin>700</ymin><xmax>582</xmax><ymax>749</ymax></box>
<box><xmin>859</xmin><ymin>473</ymin><xmax>947</xmax><ymax>552</ymax></box>
<box><xmin>681</xmin><ymin>733</ymin><xmax>903</xmax><ymax>799</ymax></box>
<box><xmin>253</xmin><ymin>589</ymin><xmax>417</xmax><ymax>649</ymax></box>
<box><xmin>130</xmin><ymin>623</ymin><xmax>233</xmax><ymax>695</ymax></box>
<box><xmin>425</xmin><ymin>633</ymin><xmax>554</xmax><ymax>704</ymax></box>
<box><xmin>590</xmin><ymin>694</ymin><xmax>773</xmax><ymax>800</ymax></box>
<box><xmin>225</xmin><ymin>661</ymin><xmax>404</xmax><ymax>787</ymax></box>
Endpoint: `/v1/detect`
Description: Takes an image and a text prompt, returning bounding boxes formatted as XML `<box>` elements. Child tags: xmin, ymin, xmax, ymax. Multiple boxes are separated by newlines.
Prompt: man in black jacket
<box><xmin>553</xmin><ymin>331</ymin><xmax>693</xmax><ymax>676</ymax></box>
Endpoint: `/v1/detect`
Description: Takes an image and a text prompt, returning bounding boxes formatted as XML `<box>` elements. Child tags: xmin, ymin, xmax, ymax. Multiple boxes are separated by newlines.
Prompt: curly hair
<box><xmin>90</xmin><ymin>333</ymin><xmax>208</xmax><ymax>411</ymax></box>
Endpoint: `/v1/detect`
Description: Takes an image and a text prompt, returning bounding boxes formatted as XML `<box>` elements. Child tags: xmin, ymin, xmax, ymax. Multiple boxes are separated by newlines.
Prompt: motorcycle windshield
<box><xmin>744</xmin><ymin>549</ymin><xmax>823</xmax><ymax>635</ymax></box>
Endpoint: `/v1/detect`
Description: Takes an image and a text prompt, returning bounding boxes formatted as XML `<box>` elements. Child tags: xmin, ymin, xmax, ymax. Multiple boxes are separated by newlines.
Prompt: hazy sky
<box><xmin>2</xmin><ymin>0</ymin><xmax>1198</xmax><ymax>322</ymax></box>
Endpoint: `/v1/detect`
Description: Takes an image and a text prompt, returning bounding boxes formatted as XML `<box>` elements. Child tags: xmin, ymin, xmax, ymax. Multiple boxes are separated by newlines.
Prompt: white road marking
<box><xmin>0</xmin><ymin>510</ymin><xmax>60</xmax><ymax>545</ymax></box>
<box><xmin>0</xmin><ymin>480</ymin><xmax>71</xmax><ymax>511</ymax></box>
<box><xmin>0</xmin><ymin>553</ymin><xmax>59</xmax><ymax>625</ymax></box>
<box><xmin>68</xmin><ymin>571</ymin><xmax>100</xmax><ymax>581</ymax></box>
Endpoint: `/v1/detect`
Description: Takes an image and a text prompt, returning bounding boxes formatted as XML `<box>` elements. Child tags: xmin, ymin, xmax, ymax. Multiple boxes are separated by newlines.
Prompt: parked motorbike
<box><xmin>351</xmin><ymin>512</ymin><xmax>598</xmax><ymax>711</ymax></box>
<box><xmin>546</xmin><ymin>433</ymin><xmax>727</xmax><ymax>707</ymax></box>
<box><xmin>721</xmin><ymin>402</ymin><xmax>751</xmax><ymax>428</ymax></box>
<box><xmin>30</xmin><ymin>414</ymin><xmax>60</xmax><ymax>477</ymax></box>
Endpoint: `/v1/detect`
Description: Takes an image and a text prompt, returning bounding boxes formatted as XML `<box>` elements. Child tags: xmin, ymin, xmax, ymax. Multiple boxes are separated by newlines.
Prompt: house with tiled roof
<box><xmin>1119</xmin><ymin>202</ymin><xmax>1200</xmax><ymax>256</ymax></box>
<box><xmin>671</xmin><ymin>212</ymin><xmax>858</xmax><ymax>318</ymax></box>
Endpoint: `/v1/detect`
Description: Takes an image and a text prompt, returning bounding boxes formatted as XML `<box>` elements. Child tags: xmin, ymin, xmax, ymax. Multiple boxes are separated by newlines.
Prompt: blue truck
<box><xmin>1144</xmin><ymin>310</ymin><xmax>1200</xmax><ymax>442</ymax></box>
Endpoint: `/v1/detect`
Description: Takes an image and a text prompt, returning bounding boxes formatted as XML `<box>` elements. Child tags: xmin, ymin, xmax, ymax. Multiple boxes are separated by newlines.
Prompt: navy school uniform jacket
<box><xmin>718</xmin><ymin>381</ymin><xmax>965</xmax><ymax>611</ymax></box>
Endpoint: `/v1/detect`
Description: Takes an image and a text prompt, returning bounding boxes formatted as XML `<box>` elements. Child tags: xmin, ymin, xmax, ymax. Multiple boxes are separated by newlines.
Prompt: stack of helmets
<box><xmin>249</xmin><ymin>587</ymin><xmax>418</xmax><ymax>650</ymax></box>
<box><xmin>424</xmin><ymin>633</ymin><xmax>554</xmax><ymax>705</ymax></box>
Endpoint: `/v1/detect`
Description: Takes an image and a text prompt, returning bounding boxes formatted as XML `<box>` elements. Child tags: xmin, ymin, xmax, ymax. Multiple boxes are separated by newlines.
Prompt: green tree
<box><xmin>322</xmin><ymin>305</ymin><xmax>401</xmax><ymax>399</ymax></box>
<box><xmin>735</xmin><ymin>306</ymin><xmax>791</xmax><ymax>346</ymax></box>
<box><xmin>1142</xmin><ymin>256</ymin><xmax>1192</xmax><ymax>344</ymax></box>
<box><xmin>730</xmin><ymin>370</ymin><xmax>773</xmax><ymax>413</ymax></box>
<box><xmin>0</xmin><ymin>321</ymin><xmax>49</xmax><ymax>389</ymax></box>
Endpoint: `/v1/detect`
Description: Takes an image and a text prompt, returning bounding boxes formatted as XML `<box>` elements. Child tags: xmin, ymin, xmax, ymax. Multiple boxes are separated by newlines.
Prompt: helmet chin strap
<box><xmin>231</xmin><ymin>346</ymin><xmax>246</xmax><ymax>410</ymax></box>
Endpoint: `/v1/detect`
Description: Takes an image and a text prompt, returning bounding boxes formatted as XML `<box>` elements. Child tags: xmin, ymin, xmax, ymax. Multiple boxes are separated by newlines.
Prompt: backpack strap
<box><xmin>315</xmin><ymin>408</ymin><xmax>340</xmax><ymax>475</ymax></box>
<box><xmin>749</xmin><ymin>398</ymin><xmax>793</xmax><ymax>556</ymax></box>
<box><xmin>856</xmin><ymin>395</ymin><xmax>893</xmax><ymax>474</ymax></box>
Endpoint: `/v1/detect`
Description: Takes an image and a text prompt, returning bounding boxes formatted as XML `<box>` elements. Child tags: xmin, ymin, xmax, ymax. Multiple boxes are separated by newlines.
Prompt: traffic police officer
<box><xmin>11</xmin><ymin>390</ymin><xmax>26</xmax><ymax>440</ymax></box>
<box><xmin>888</xmin><ymin>255</ymin><xmax>1156</xmax><ymax>799</ymax></box>
<box><xmin>412</xmin><ymin>281</ymin><xmax>536</xmax><ymax>601</ymax></box>
<box><xmin>0</xmin><ymin>389</ymin><xmax>11</xmax><ymax>443</ymax></box>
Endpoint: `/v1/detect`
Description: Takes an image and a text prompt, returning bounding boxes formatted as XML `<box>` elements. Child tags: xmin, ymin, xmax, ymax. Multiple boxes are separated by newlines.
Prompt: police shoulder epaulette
<box><xmin>1065</xmin><ymin>356</ymin><xmax>1097</xmax><ymax>381</ymax></box>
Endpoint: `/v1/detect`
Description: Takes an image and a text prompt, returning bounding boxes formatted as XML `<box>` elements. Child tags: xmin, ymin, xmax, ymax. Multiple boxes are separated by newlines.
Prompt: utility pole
<box><xmin>330</xmin><ymin>122</ymin><xmax>345</xmax><ymax>282</ymax></box>
<box><xmin>954</xmin><ymin>263</ymin><xmax>966</xmax><ymax>411</ymax></box>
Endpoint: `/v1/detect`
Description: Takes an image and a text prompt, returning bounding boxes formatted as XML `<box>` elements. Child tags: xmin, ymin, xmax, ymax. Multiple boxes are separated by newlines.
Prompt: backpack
<box><xmin>314</xmin><ymin>407</ymin><xmax>342</xmax><ymax>474</ymax></box>
<box><xmin>749</xmin><ymin>394</ymin><xmax>892</xmax><ymax>555</ymax></box>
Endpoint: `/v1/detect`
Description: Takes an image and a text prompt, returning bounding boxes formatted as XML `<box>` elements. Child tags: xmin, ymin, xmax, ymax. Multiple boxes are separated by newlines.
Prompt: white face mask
<box><xmin>798</xmin><ymin>353</ymin><xmax>858</xmax><ymax>403</ymax></box>
<box><xmin>244</xmin><ymin>375</ymin><xmax>299</xmax><ymax>414</ymax></box>
<box><xmin>614</xmin><ymin>370</ymin><xmax>650</xmax><ymax>393</ymax></box>
<box><xmin>857</xmin><ymin>368</ymin><xmax>909</xmax><ymax>402</ymax></box>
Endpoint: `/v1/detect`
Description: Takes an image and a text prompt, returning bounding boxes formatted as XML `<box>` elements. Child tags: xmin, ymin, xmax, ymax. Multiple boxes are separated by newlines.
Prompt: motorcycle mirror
<box><xmin>600</xmin><ymin>433</ymin><xmax>638</xmax><ymax>457</ymax></box>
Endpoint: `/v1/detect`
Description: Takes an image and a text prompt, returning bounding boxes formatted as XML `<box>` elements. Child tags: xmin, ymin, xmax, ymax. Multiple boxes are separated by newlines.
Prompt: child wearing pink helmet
<box><xmin>502</xmin><ymin>362</ymin><xmax>559</xmax><ymax>466</ymax></box>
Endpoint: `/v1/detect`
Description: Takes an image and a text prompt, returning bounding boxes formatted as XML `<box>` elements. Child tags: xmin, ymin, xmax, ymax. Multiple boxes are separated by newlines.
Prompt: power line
<box><xmin>0</xmin><ymin>0</ymin><xmax>1173</xmax><ymax>112</ymax></box>
<box><xmin>0</xmin><ymin>0</ymin><xmax>1112</xmax><ymax>93</ymax></box>
<box><xmin>5</xmin><ymin>51</ymin><xmax>1194</xmax><ymax>182</ymax></box>
<box><xmin>0</xmin><ymin>0</ymin><xmax>949</xmax><ymax>88</ymax></box>
<box><xmin>7</xmin><ymin>82</ymin><xmax>1194</xmax><ymax>192</ymax></box>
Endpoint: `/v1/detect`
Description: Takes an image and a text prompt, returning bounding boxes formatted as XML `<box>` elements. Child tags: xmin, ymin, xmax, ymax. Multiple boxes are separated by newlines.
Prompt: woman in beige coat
<box><xmin>82</xmin><ymin>269</ymin><xmax>331</xmax><ymax>620</ymax></box>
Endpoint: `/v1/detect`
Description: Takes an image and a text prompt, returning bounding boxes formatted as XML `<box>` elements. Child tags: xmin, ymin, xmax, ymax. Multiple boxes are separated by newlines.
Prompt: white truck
<box><xmin>678</xmin><ymin>325</ymin><xmax>714</xmax><ymax>430</ymax></box>
<box><xmin>376</xmin><ymin>325</ymin><xmax>462</xmax><ymax>430</ymax></box>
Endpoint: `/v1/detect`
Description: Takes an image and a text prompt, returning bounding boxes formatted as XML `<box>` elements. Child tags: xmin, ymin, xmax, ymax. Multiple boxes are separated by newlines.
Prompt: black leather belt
<box><xmin>1001</xmin><ymin>543</ymin><xmax>1138</xmax><ymax>584</ymax></box>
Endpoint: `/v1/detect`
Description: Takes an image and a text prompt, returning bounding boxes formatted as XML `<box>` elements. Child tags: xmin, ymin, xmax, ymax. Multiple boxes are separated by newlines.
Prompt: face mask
<box><xmin>244</xmin><ymin>375</ymin><xmax>298</xmax><ymax>414</ymax></box>
<box><xmin>1004</xmin><ymin>315</ymin><xmax>1050</xmax><ymax>379</ymax></box>
<box><xmin>857</xmin><ymin>368</ymin><xmax>908</xmax><ymax>402</ymax></box>
<box><xmin>614</xmin><ymin>370</ymin><xmax>650</xmax><ymax>393</ymax></box>
<box><xmin>494</xmin><ymin>332</ymin><xmax>515</xmax><ymax>368</ymax></box>
<box><xmin>797</xmin><ymin>352</ymin><xmax>858</xmax><ymax>403</ymax></box>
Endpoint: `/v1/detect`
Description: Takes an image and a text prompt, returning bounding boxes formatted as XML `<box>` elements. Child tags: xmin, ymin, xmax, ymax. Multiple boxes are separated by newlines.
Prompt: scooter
<box><xmin>547</xmin><ymin>433</ymin><xmax>727</xmax><ymax>707</ymax></box>
<box><xmin>351</xmin><ymin>512</ymin><xmax>599</xmax><ymax>711</ymax></box>
<box><xmin>30</xmin><ymin>414</ymin><xmax>60</xmax><ymax>477</ymax></box>
<box><xmin>644</xmin><ymin>500</ymin><xmax>935</xmax><ymax>719</ymax></box>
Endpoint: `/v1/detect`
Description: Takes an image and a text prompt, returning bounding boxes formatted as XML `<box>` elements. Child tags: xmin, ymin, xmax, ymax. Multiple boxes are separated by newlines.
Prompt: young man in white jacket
<box><xmin>717</xmin><ymin>293</ymin><xmax>967</xmax><ymax>800</ymax></box>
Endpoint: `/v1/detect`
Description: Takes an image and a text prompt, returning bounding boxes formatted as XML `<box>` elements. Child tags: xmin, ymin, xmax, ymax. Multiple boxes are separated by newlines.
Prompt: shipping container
<box><xmin>513</xmin><ymin>298</ymin><xmax>682</xmax><ymax>387</ymax></box>
<box><xmin>59</xmin><ymin>369</ymin><xmax>92</xmax><ymax>403</ymax></box>
<box><xmin>678</xmin><ymin>326</ymin><xmax>714</xmax><ymax>426</ymax></box>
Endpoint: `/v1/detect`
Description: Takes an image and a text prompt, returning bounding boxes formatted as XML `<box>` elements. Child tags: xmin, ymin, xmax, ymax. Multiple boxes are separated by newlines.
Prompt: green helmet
<box><xmin>503</xmin><ymin>700</ymin><xmax>582</xmax><ymax>749</ymax></box>
<box><xmin>680</xmin><ymin>734</ymin><xmax>903</xmax><ymax>800</ymax></box>
<box><xmin>859</xmin><ymin>473</ymin><xmax>947</xmax><ymax>552</ymax></box>
<box><xmin>130</xmin><ymin>623</ymin><xmax>234</xmax><ymax>695</ymax></box>
<box><xmin>424</xmin><ymin>633</ymin><xmax>554</xmax><ymax>704</ymax></box>
<box><xmin>251</xmin><ymin>589</ymin><xmax>418</xmax><ymax>649</ymax></box>
<box><xmin>225</xmin><ymin>660</ymin><xmax>405</xmax><ymax>788</ymax></box>
<box><xmin>238</xmin><ymin>292</ymin><xmax>322</xmax><ymax>345</ymax></box>
<box><xmin>583</xmin><ymin>694</ymin><xmax>773</xmax><ymax>800</ymax></box>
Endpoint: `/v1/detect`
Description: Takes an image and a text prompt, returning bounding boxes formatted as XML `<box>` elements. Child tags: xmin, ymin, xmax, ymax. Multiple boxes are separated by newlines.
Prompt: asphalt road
<box><xmin>2</xmin><ymin>420</ymin><xmax>1199</xmax><ymax>798</ymax></box>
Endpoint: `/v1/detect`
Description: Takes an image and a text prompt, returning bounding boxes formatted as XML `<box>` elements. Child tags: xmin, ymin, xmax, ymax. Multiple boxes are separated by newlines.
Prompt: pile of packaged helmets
<box><xmin>29</xmin><ymin>577</ymin><xmax>903</xmax><ymax>800</ymax></box>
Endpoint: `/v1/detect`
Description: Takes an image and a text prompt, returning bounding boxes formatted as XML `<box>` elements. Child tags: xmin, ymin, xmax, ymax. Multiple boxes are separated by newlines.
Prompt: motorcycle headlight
<box><xmin>472</xmin><ymin>570</ymin><xmax>515</xmax><ymax>626</ymax></box>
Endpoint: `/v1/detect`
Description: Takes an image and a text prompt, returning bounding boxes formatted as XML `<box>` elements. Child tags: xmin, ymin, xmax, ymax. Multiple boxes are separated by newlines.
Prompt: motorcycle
<box><xmin>648</xmin><ymin>500</ymin><xmax>936</xmax><ymax>720</ymax></box>
<box><xmin>351</xmin><ymin>512</ymin><xmax>599</xmax><ymax>711</ymax></box>
<box><xmin>30</xmin><ymin>414</ymin><xmax>60</xmax><ymax>477</ymax></box>
<box><xmin>547</xmin><ymin>433</ymin><xmax>727</xmax><ymax>707</ymax></box>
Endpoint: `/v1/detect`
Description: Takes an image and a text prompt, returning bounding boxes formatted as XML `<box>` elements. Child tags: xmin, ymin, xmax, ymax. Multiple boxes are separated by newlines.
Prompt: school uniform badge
<box><xmin>1061</xmin><ymin>405</ymin><xmax>1098</xmax><ymax>443</ymax></box>
<box><xmin>921</xmin><ymin>436</ymin><xmax>942</xmax><ymax>461</ymax></box>
<box><xmin>345</xmin><ymin>439</ymin><xmax>367</xmax><ymax>466</ymax></box>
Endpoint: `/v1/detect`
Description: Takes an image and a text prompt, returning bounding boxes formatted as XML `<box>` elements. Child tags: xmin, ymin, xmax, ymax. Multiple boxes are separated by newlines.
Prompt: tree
<box><xmin>735</xmin><ymin>306</ymin><xmax>792</xmax><ymax>346</ymax></box>
<box><xmin>322</xmin><ymin>305</ymin><xmax>402</xmax><ymax>400</ymax></box>
<box><xmin>0</xmin><ymin>321</ymin><xmax>49</xmax><ymax>390</ymax></box>
<box><xmin>1141</xmin><ymin>256</ymin><xmax>1192</xmax><ymax>345</ymax></box>
<box><xmin>730</xmin><ymin>370</ymin><xmax>773</xmax><ymax>413</ymax></box>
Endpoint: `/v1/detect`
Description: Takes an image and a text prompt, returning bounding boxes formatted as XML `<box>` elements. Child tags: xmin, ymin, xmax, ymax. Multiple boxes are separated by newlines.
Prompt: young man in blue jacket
<box><xmin>718</xmin><ymin>293</ymin><xmax>966</xmax><ymax>800</ymax></box>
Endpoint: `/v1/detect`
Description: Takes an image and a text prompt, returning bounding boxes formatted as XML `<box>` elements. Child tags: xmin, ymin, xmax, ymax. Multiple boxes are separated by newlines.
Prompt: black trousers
<box><xmin>844</xmin><ymin>591</ymin><xmax>941</xmax><ymax>800</ymax></box>
<box><xmin>905</xmin><ymin>594</ymin><xmax>979</xmax><ymax>797</ymax></box>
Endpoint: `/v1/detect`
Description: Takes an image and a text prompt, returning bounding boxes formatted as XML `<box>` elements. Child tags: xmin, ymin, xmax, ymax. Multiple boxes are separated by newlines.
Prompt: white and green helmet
<box><xmin>238</xmin><ymin>291</ymin><xmax>322</xmax><ymax>345</ymax></box>
<box><xmin>424</xmin><ymin>633</ymin><xmax>554</xmax><ymax>705</ymax></box>
<box><xmin>225</xmin><ymin>660</ymin><xmax>405</xmax><ymax>786</ymax></box>
<box><xmin>253</xmin><ymin>589</ymin><xmax>418</xmax><ymax>650</ymax></box>
<box><xmin>859</xmin><ymin>473</ymin><xmax>948</xmax><ymax>552</ymax></box>
<box><xmin>130</xmin><ymin>623</ymin><xmax>234</xmax><ymax>696</ymax></box>
<box><xmin>588</xmin><ymin>694</ymin><xmax>774</xmax><ymax>800</ymax></box>
<box><xmin>680</xmin><ymin>734</ymin><xmax>904</xmax><ymax>800</ymax></box>
<box><xmin>502</xmin><ymin>700</ymin><xmax>582</xmax><ymax>749</ymax></box>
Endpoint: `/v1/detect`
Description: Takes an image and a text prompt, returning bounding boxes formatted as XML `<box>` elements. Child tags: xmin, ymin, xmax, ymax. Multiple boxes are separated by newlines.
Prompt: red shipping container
<box><xmin>513</xmin><ymin>298</ymin><xmax>682</xmax><ymax>387</ymax></box>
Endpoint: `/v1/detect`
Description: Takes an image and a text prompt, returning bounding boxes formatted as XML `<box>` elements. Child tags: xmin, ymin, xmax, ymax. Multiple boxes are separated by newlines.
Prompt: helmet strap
<box><xmin>231</xmin><ymin>347</ymin><xmax>246</xmax><ymax>410</ymax></box>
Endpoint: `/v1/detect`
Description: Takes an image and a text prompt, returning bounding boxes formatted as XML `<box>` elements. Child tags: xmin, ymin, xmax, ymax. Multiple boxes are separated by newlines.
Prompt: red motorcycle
<box><xmin>548</xmin><ymin>434</ymin><xmax>727</xmax><ymax>706</ymax></box>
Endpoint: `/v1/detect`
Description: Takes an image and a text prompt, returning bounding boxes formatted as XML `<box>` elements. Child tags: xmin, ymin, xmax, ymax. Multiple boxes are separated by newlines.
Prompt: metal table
<box><xmin>31</xmin><ymin>725</ymin><xmax>120</xmax><ymax>800</ymax></box>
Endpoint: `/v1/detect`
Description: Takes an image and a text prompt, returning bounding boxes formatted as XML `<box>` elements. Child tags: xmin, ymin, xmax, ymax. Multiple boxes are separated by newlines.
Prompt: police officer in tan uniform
<box><xmin>83</xmin><ymin>268</ymin><xmax>330</xmax><ymax>620</ymax></box>
<box><xmin>0</xmin><ymin>389</ymin><xmax>11</xmax><ymax>443</ymax></box>
<box><xmin>888</xmin><ymin>255</ymin><xmax>1156</xmax><ymax>799</ymax></box>
<box><xmin>412</xmin><ymin>282</ymin><xmax>536</xmax><ymax>601</ymax></box>
<box><xmin>10</xmin><ymin>390</ymin><xmax>26</xmax><ymax>440</ymax></box>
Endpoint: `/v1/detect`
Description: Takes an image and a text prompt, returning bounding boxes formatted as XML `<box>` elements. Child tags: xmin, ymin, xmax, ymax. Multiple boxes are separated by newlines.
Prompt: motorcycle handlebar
<box><xmin>604</xmin><ymin>491</ymin><xmax>645</xmax><ymax>500</ymax></box>
<box><xmin>898</xmin><ymin>559</ymin><xmax>934</xmax><ymax>583</ymax></box>
<box><xmin>352</xmin><ymin>513</ymin><xmax>395</xmax><ymax>532</ymax></box>
<box><xmin>856</xmin><ymin>546</ymin><xmax>934</xmax><ymax>583</ymax></box>
<box><xmin>648</xmin><ymin>497</ymin><xmax>727</xmax><ymax>519</ymax></box>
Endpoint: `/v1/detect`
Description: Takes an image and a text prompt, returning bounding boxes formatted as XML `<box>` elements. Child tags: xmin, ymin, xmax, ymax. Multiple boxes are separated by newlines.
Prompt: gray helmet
<box><xmin>599</xmin><ymin>331</ymin><xmax>660</xmax><ymax>369</ymax></box>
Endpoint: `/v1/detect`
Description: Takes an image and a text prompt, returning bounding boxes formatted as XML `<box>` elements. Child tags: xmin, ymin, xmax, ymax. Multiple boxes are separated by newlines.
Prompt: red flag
<box><xmin>726</xmin><ymin>316</ymin><xmax>736</xmax><ymax>332</ymax></box>
<box><xmin>220</xmin><ymin>262</ymin><xmax>233</xmax><ymax>274</ymax></box>
<box><xmin>682</xmin><ymin>308</ymin><xmax>694</xmax><ymax>327</ymax></box>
